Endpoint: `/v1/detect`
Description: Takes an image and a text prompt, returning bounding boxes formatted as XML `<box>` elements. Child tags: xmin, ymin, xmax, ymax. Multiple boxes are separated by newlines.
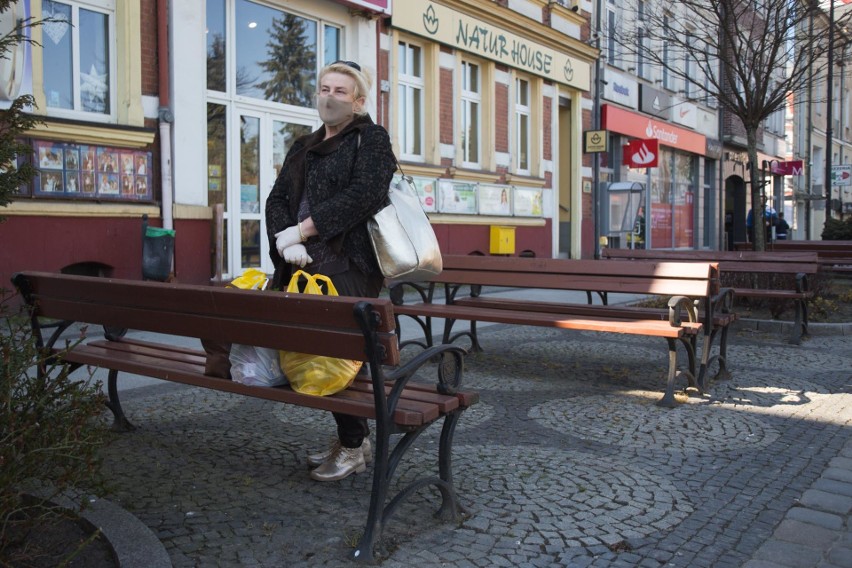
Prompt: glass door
<box><xmin>229</xmin><ymin>108</ymin><xmax>314</xmax><ymax>276</ymax></box>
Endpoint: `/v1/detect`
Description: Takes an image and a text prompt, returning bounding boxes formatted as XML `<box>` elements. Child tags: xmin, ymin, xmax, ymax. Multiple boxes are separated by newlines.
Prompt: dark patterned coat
<box><xmin>265</xmin><ymin>114</ymin><xmax>397</xmax><ymax>289</ymax></box>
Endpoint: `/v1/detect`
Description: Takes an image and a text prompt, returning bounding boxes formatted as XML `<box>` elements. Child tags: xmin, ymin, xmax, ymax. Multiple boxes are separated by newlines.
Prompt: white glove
<box><xmin>282</xmin><ymin>244</ymin><xmax>313</xmax><ymax>268</ymax></box>
<box><xmin>275</xmin><ymin>225</ymin><xmax>302</xmax><ymax>256</ymax></box>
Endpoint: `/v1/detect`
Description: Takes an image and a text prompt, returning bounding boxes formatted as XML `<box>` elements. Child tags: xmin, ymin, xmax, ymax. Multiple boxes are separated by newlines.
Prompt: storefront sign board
<box><xmin>602</xmin><ymin>104</ymin><xmax>706</xmax><ymax>155</ymax></box>
<box><xmin>393</xmin><ymin>1</ymin><xmax>590</xmax><ymax>90</ymax></box>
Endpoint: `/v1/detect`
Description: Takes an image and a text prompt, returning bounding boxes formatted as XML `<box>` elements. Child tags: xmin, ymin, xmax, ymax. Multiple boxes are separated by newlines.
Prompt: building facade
<box><xmin>0</xmin><ymin>0</ymin><xmax>173</xmax><ymax>290</ymax></box>
<box><xmin>2</xmin><ymin>0</ymin><xmax>845</xmax><ymax>290</ymax></box>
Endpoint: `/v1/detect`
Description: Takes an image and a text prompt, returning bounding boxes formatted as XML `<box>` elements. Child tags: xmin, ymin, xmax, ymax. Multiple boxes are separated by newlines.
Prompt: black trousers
<box><xmin>325</xmin><ymin>266</ymin><xmax>384</xmax><ymax>448</ymax></box>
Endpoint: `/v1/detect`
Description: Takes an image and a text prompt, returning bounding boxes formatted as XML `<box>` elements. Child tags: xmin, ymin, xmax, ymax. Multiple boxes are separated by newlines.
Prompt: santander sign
<box><xmin>645</xmin><ymin>121</ymin><xmax>679</xmax><ymax>145</ymax></box>
<box><xmin>602</xmin><ymin>104</ymin><xmax>706</xmax><ymax>155</ymax></box>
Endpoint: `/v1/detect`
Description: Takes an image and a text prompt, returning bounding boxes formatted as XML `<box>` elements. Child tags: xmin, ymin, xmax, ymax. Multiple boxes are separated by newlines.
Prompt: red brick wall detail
<box><xmin>496</xmin><ymin>82</ymin><xmax>508</xmax><ymax>153</ymax></box>
<box><xmin>140</xmin><ymin>0</ymin><xmax>159</xmax><ymax>96</ymax></box>
<box><xmin>440</xmin><ymin>67</ymin><xmax>454</xmax><ymax>145</ymax></box>
<box><xmin>543</xmin><ymin>95</ymin><xmax>552</xmax><ymax>161</ymax></box>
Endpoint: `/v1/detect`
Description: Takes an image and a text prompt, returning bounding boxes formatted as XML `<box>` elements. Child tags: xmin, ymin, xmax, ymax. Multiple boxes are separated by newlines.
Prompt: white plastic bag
<box><xmin>229</xmin><ymin>344</ymin><xmax>287</xmax><ymax>387</ymax></box>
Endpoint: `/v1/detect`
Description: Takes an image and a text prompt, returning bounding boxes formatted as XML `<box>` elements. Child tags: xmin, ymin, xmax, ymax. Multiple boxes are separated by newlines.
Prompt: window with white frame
<box><xmin>515</xmin><ymin>77</ymin><xmax>530</xmax><ymax>174</ymax></box>
<box><xmin>460</xmin><ymin>60</ymin><xmax>481</xmax><ymax>167</ymax></box>
<box><xmin>815</xmin><ymin>75</ymin><xmax>822</xmax><ymax>115</ymax></box>
<box><xmin>704</xmin><ymin>42</ymin><xmax>717</xmax><ymax>108</ymax></box>
<box><xmin>398</xmin><ymin>41</ymin><xmax>424</xmax><ymax>160</ymax></box>
<box><xmin>682</xmin><ymin>27</ymin><xmax>695</xmax><ymax>99</ymax></box>
<box><xmin>606</xmin><ymin>4</ymin><xmax>619</xmax><ymax>67</ymax></box>
<box><xmin>662</xmin><ymin>13</ymin><xmax>671</xmax><ymax>90</ymax></box>
<box><xmin>42</xmin><ymin>0</ymin><xmax>115</xmax><ymax>117</ymax></box>
<box><xmin>637</xmin><ymin>0</ymin><xmax>648</xmax><ymax>79</ymax></box>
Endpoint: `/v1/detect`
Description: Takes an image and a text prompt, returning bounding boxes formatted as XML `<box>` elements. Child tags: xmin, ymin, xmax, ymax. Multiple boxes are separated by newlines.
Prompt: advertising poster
<box><xmin>513</xmin><ymin>187</ymin><xmax>543</xmax><ymax>217</ymax></box>
<box><xmin>438</xmin><ymin>180</ymin><xmax>477</xmax><ymax>214</ymax></box>
<box><xmin>478</xmin><ymin>184</ymin><xmax>512</xmax><ymax>216</ymax></box>
<box><xmin>408</xmin><ymin>176</ymin><xmax>437</xmax><ymax>213</ymax></box>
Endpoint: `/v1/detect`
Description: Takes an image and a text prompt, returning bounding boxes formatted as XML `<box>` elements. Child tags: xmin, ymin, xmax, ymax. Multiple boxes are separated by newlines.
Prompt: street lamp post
<box><xmin>593</xmin><ymin>0</ymin><xmax>603</xmax><ymax>258</ymax></box>
<box><xmin>825</xmin><ymin>0</ymin><xmax>835</xmax><ymax>217</ymax></box>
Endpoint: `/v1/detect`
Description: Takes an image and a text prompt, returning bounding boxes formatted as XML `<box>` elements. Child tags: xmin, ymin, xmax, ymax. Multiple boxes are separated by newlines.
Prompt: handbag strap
<box><xmin>357</xmin><ymin>133</ymin><xmax>406</xmax><ymax>178</ymax></box>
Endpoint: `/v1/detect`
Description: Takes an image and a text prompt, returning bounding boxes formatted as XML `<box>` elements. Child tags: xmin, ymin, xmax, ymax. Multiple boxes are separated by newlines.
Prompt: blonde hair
<box><xmin>319</xmin><ymin>62</ymin><xmax>372</xmax><ymax>116</ymax></box>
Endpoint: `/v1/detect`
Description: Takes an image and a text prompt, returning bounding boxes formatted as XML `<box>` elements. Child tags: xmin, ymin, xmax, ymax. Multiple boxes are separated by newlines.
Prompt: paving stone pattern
<box><xmin>98</xmin><ymin>323</ymin><xmax>852</xmax><ymax>567</ymax></box>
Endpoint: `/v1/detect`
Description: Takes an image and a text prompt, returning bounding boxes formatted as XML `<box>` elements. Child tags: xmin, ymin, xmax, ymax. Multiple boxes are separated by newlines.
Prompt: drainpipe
<box><xmin>158</xmin><ymin>0</ymin><xmax>174</xmax><ymax>230</ymax></box>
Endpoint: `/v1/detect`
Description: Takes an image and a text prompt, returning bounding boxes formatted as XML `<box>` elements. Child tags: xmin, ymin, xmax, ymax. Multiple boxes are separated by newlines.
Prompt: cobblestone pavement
<box><xmin>97</xmin><ymin>322</ymin><xmax>852</xmax><ymax>567</ymax></box>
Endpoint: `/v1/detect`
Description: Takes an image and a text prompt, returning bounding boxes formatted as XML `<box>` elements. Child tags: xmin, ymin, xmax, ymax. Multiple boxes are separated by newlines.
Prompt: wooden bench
<box><xmin>11</xmin><ymin>271</ymin><xmax>479</xmax><ymax>564</ymax></box>
<box><xmin>389</xmin><ymin>255</ymin><xmax>729</xmax><ymax>407</ymax></box>
<box><xmin>602</xmin><ymin>248</ymin><xmax>819</xmax><ymax>344</ymax></box>
<box><xmin>734</xmin><ymin>240</ymin><xmax>852</xmax><ymax>275</ymax></box>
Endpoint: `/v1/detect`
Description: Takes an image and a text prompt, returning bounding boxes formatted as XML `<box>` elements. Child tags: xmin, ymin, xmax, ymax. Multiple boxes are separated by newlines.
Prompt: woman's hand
<box><xmin>275</xmin><ymin>226</ymin><xmax>303</xmax><ymax>256</ymax></box>
<box><xmin>282</xmin><ymin>244</ymin><xmax>313</xmax><ymax>268</ymax></box>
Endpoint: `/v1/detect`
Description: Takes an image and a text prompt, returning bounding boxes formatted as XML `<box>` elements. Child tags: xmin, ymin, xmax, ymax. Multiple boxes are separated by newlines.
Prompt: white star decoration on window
<box><xmin>80</xmin><ymin>64</ymin><xmax>108</xmax><ymax>112</ymax></box>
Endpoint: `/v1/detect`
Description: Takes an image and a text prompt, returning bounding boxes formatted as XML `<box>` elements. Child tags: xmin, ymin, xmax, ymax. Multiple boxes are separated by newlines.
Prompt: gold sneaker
<box><xmin>309</xmin><ymin>445</ymin><xmax>367</xmax><ymax>482</ymax></box>
<box><xmin>307</xmin><ymin>438</ymin><xmax>372</xmax><ymax>468</ymax></box>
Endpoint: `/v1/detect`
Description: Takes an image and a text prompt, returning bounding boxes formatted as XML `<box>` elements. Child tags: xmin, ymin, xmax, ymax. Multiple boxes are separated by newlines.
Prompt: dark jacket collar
<box><xmin>302</xmin><ymin>114</ymin><xmax>374</xmax><ymax>156</ymax></box>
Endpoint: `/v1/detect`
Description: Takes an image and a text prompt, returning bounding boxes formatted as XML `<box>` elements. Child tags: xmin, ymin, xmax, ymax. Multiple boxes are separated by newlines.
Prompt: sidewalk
<box><xmin>82</xmin><ymin>288</ymin><xmax>851</xmax><ymax>567</ymax></box>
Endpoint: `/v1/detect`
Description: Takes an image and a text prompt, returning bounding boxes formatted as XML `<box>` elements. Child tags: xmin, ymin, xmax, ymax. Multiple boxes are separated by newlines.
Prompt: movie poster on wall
<box><xmin>438</xmin><ymin>180</ymin><xmax>477</xmax><ymax>214</ymax></box>
<box><xmin>478</xmin><ymin>184</ymin><xmax>513</xmax><ymax>216</ymax></box>
<box><xmin>33</xmin><ymin>140</ymin><xmax>152</xmax><ymax>200</ymax></box>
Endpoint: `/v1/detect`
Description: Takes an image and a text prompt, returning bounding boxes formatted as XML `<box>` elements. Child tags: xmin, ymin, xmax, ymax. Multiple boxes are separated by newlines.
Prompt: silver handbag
<box><xmin>368</xmin><ymin>174</ymin><xmax>443</xmax><ymax>282</ymax></box>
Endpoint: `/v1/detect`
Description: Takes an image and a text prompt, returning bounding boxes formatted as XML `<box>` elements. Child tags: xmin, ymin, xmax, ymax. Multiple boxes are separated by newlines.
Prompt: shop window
<box><xmin>398</xmin><ymin>41</ymin><xmax>424</xmax><ymax>160</ymax></box>
<box><xmin>207</xmin><ymin>0</ymin><xmax>227</xmax><ymax>92</ymax></box>
<box><xmin>460</xmin><ymin>60</ymin><xmax>481</xmax><ymax>167</ymax></box>
<box><xmin>207</xmin><ymin>103</ymin><xmax>228</xmax><ymax>210</ymax></box>
<box><xmin>42</xmin><ymin>0</ymin><xmax>115</xmax><ymax>118</ymax></box>
<box><xmin>231</xmin><ymin>0</ymin><xmax>338</xmax><ymax>107</ymax></box>
<box><xmin>514</xmin><ymin>78</ymin><xmax>530</xmax><ymax>174</ymax></box>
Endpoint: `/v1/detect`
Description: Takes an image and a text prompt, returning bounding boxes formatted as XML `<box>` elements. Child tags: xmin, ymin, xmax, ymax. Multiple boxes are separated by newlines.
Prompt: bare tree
<box><xmin>614</xmin><ymin>0</ymin><xmax>852</xmax><ymax>249</ymax></box>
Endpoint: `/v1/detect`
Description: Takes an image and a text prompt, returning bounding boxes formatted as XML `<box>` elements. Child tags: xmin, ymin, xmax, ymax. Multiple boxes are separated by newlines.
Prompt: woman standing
<box><xmin>265</xmin><ymin>61</ymin><xmax>396</xmax><ymax>482</ymax></box>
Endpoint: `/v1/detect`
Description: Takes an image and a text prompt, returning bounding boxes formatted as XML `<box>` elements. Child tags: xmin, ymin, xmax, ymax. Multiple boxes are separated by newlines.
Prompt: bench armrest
<box><xmin>667</xmin><ymin>295</ymin><xmax>699</xmax><ymax>326</ymax></box>
<box><xmin>795</xmin><ymin>272</ymin><xmax>809</xmax><ymax>294</ymax></box>
<box><xmin>384</xmin><ymin>343</ymin><xmax>468</xmax><ymax>396</ymax></box>
<box><xmin>711</xmin><ymin>287</ymin><xmax>736</xmax><ymax>314</ymax></box>
<box><xmin>389</xmin><ymin>281</ymin><xmax>437</xmax><ymax>306</ymax></box>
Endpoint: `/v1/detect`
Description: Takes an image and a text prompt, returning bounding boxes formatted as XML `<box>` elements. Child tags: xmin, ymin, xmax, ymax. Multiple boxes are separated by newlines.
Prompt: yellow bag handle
<box><xmin>229</xmin><ymin>268</ymin><xmax>269</xmax><ymax>290</ymax></box>
<box><xmin>286</xmin><ymin>270</ymin><xmax>339</xmax><ymax>297</ymax></box>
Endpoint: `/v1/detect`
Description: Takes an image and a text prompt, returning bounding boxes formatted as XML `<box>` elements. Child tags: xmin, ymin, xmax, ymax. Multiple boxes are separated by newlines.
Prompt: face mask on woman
<box><xmin>317</xmin><ymin>95</ymin><xmax>354</xmax><ymax>127</ymax></box>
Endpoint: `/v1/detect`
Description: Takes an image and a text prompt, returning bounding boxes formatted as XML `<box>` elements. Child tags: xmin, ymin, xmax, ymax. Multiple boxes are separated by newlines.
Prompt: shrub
<box><xmin>821</xmin><ymin>217</ymin><xmax>852</xmax><ymax>240</ymax></box>
<box><xmin>0</xmin><ymin>290</ymin><xmax>109</xmax><ymax>566</ymax></box>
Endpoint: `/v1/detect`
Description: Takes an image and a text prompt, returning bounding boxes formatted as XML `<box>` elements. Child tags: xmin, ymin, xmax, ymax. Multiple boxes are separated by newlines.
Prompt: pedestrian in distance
<box><xmin>775</xmin><ymin>212</ymin><xmax>790</xmax><ymax>240</ymax></box>
<box><xmin>265</xmin><ymin>60</ymin><xmax>397</xmax><ymax>482</ymax></box>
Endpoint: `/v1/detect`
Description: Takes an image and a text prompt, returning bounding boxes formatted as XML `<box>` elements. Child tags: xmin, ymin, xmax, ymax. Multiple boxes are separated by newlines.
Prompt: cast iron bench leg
<box><xmin>658</xmin><ymin>338</ymin><xmax>696</xmax><ymax>408</ymax></box>
<box><xmin>436</xmin><ymin>411</ymin><xmax>466</xmax><ymax>521</ymax></box>
<box><xmin>396</xmin><ymin>313</ymin><xmax>435</xmax><ymax>350</ymax></box>
<box><xmin>790</xmin><ymin>299</ymin><xmax>808</xmax><ymax>345</ymax></box>
<box><xmin>442</xmin><ymin>318</ymin><xmax>482</xmax><ymax>353</ymax></box>
<box><xmin>105</xmin><ymin>369</ymin><xmax>135</xmax><ymax>432</ymax></box>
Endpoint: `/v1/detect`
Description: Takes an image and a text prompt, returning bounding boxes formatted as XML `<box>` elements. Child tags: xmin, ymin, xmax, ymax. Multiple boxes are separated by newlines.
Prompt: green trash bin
<box><xmin>142</xmin><ymin>214</ymin><xmax>175</xmax><ymax>281</ymax></box>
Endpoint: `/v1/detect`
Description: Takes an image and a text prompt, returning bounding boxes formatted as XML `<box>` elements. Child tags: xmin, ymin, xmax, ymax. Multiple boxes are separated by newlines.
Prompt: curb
<box><xmin>734</xmin><ymin>318</ymin><xmax>852</xmax><ymax>336</ymax></box>
<box><xmin>42</xmin><ymin>490</ymin><xmax>171</xmax><ymax>568</ymax></box>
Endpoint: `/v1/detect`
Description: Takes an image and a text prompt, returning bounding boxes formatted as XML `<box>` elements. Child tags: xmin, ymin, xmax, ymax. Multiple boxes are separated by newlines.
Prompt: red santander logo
<box><xmin>624</xmin><ymin>139</ymin><xmax>659</xmax><ymax>168</ymax></box>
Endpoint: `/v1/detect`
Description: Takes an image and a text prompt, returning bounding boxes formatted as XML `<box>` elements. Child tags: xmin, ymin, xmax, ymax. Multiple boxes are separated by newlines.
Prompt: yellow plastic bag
<box><xmin>279</xmin><ymin>271</ymin><xmax>362</xmax><ymax>396</ymax></box>
<box><xmin>229</xmin><ymin>268</ymin><xmax>269</xmax><ymax>290</ymax></box>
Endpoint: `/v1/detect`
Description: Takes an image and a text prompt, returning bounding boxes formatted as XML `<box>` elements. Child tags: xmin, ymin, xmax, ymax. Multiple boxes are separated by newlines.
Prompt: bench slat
<box><xmin>24</xmin><ymin>271</ymin><xmax>397</xmax><ymax>331</ymax></box>
<box><xmin>32</xmin><ymin>296</ymin><xmax>398</xmax><ymax>365</ymax></box>
<box><xmin>394</xmin><ymin>302</ymin><xmax>695</xmax><ymax>338</ymax></box>
<box><xmin>453</xmin><ymin>297</ymin><xmax>737</xmax><ymax>327</ymax></box>
<box><xmin>63</xmin><ymin>344</ymin><xmax>441</xmax><ymax>427</ymax></box>
<box><xmin>426</xmin><ymin>269</ymin><xmax>714</xmax><ymax>297</ymax></box>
